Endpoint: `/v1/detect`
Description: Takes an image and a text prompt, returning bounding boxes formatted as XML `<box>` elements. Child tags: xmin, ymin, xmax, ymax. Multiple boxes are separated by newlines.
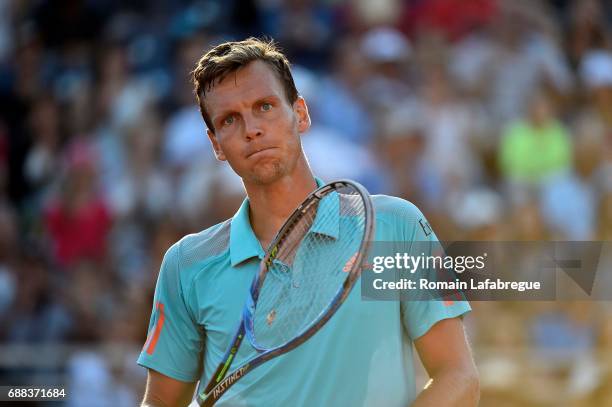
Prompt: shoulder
<box><xmin>372</xmin><ymin>194</ymin><xmax>425</xmax><ymax>222</ymax></box>
<box><xmin>152</xmin><ymin>219</ymin><xmax>233</xmax><ymax>314</ymax></box>
<box><xmin>176</xmin><ymin>219</ymin><xmax>232</xmax><ymax>263</ymax></box>
<box><xmin>161</xmin><ymin>218</ymin><xmax>232</xmax><ymax>279</ymax></box>
<box><xmin>371</xmin><ymin>195</ymin><xmax>434</xmax><ymax>240</ymax></box>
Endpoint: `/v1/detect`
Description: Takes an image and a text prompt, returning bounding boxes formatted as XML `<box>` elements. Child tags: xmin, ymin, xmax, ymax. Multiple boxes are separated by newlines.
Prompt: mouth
<box><xmin>247</xmin><ymin>147</ymin><xmax>277</xmax><ymax>158</ymax></box>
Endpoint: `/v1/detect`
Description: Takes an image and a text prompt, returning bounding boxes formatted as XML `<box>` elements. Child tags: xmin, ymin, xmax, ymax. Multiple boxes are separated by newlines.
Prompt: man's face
<box><xmin>204</xmin><ymin>60</ymin><xmax>310</xmax><ymax>185</ymax></box>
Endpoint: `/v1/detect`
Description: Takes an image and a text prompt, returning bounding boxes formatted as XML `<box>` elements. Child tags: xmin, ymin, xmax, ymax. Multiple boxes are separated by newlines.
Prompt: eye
<box><xmin>222</xmin><ymin>115</ymin><xmax>235</xmax><ymax>127</ymax></box>
<box><xmin>261</xmin><ymin>102</ymin><xmax>272</xmax><ymax>112</ymax></box>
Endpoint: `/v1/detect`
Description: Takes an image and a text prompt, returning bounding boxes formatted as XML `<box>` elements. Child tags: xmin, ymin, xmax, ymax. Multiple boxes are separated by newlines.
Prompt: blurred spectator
<box><xmin>379</xmin><ymin>95</ymin><xmax>425</xmax><ymax>200</ymax></box>
<box><xmin>499</xmin><ymin>91</ymin><xmax>572</xmax><ymax>193</ymax></box>
<box><xmin>415</xmin><ymin>63</ymin><xmax>489</xmax><ymax>210</ymax></box>
<box><xmin>30</xmin><ymin>0</ymin><xmax>108</xmax><ymax>49</ymax></box>
<box><xmin>0</xmin><ymin>123</ymin><xmax>8</xmax><ymax>196</ymax></box>
<box><xmin>260</xmin><ymin>0</ymin><xmax>336</xmax><ymax>68</ymax></box>
<box><xmin>23</xmin><ymin>97</ymin><xmax>63</xmax><ymax>200</ymax></box>
<box><xmin>43</xmin><ymin>142</ymin><xmax>112</xmax><ymax>268</ymax></box>
<box><xmin>348</xmin><ymin>0</ymin><xmax>403</xmax><ymax>27</ymax></box>
<box><xmin>0</xmin><ymin>203</ymin><xmax>17</xmax><ymax>322</ymax></box>
<box><xmin>539</xmin><ymin>110</ymin><xmax>606</xmax><ymax>240</ymax></box>
<box><xmin>567</xmin><ymin>0</ymin><xmax>609</xmax><ymax>69</ymax></box>
<box><xmin>6</xmin><ymin>250</ymin><xmax>71</xmax><ymax>344</ymax></box>
<box><xmin>1</xmin><ymin>29</ymin><xmax>46</xmax><ymax>206</ymax></box>
<box><xmin>311</xmin><ymin>39</ymin><xmax>375</xmax><ymax>145</ymax></box>
<box><xmin>540</xmin><ymin>173</ymin><xmax>597</xmax><ymax>240</ymax></box>
<box><xmin>511</xmin><ymin>199</ymin><xmax>549</xmax><ymax>241</ymax></box>
<box><xmin>579</xmin><ymin>36</ymin><xmax>612</xmax><ymax>90</ymax></box>
<box><xmin>399</xmin><ymin>0</ymin><xmax>497</xmax><ymax>42</ymax></box>
<box><xmin>572</xmin><ymin>111</ymin><xmax>608</xmax><ymax>186</ymax></box>
<box><xmin>162</xmin><ymin>34</ymin><xmax>221</xmax><ymax>226</ymax></box>
<box><xmin>529</xmin><ymin>302</ymin><xmax>599</xmax><ymax>399</ymax></box>
<box><xmin>105</xmin><ymin>110</ymin><xmax>172</xmax><ymax>284</ymax></box>
<box><xmin>96</xmin><ymin>44</ymin><xmax>158</xmax><ymax>131</ymax></box>
<box><xmin>292</xmin><ymin>61</ymin><xmax>388</xmax><ymax>192</ymax></box>
<box><xmin>358</xmin><ymin>26</ymin><xmax>413</xmax><ymax>114</ymax></box>
<box><xmin>65</xmin><ymin>261</ymin><xmax>115</xmax><ymax>343</ymax></box>
<box><xmin>163</xmin><ymin>99</ymin><xmax>214</xmax><ymax>218</ymax></box>
<box><xmin>302</xmin><ymin>124</ymin><xmax>388</xmax><ymax>193</ymax></box>
<box><xmin>599</xmin><ymin>193</ymin><xmax>612</xmax><ymax>240</ymax></box>
<box><xmin>448</xmin><ymin>187</ymin><xmax>505</xmax><ymax>240</ymax></box>
<box><xmin>577</xmin><ymin>25</ymin><xmax>612</xmax><ymax>127</ymax></box>
<box><xmin>67</xmin><ymin>351</ymin><xmax>137</xmax><ymax>407</ymax></box>
<box><xmin>0</xmin><ymin>267</ymin><xmax>15</xmax><ymax>321</ymax></box>
<box><xmin>452</xmin><ymin>0</ymin><xmax>572</xmax><ymax>123</ymax></box>
<box><xmin>0</xmin><ymin>1</ymin><xmax>13</xmax><ymax>62</ymax></box>
<box><xmin>107</xmin><ymin>111</ymin><xmax>171</xmax><ymax>220</ymax></box>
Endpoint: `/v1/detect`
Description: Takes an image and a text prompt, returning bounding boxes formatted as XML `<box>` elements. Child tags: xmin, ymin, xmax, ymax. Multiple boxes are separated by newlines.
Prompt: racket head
<box><xmin>243</xmin><ymin>180</ymin><xmax>374</xmax><ymax>353</ymax></box>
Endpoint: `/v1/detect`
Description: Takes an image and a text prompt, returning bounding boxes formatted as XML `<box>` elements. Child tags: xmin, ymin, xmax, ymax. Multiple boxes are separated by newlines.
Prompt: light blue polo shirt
<box><xmin>138</xmin><ymin>179</ymin><xmax>471</xmax><ymax>406</ymax></box>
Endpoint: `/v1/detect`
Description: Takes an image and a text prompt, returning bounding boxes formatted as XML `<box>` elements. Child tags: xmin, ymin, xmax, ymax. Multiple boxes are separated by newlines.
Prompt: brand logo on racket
<box><xmin>212</xmin><ymin>364</ymin><xmax>250</xmax><ymax>399</ymax></box>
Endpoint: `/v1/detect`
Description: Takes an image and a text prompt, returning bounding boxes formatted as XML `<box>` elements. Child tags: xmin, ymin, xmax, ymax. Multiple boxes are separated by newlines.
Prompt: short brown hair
<box><xmin>191</xmin><ymin>37</ymin><xmax>298</xmax><ymax>133</ymax></box>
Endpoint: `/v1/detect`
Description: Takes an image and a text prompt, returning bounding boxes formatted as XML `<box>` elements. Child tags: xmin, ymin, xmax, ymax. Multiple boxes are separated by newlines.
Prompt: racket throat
<box><xmin>211</xmin><ymin>364</ymin><xmax>250</xmax><ymax>399</ymax></box>
<box><xmin>203</xmin><ymin>330</ymin><xmax>245</xmax><ymax>395</ymax></box>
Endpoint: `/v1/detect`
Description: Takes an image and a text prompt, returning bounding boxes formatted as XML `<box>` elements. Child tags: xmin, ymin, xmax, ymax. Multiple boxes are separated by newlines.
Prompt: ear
<box><xmin>293</xmin><ymin>96</ymin><xmax>311</xmax><ymax>134</ymax></box>
<box><xmin>207</xmin><ymin>129</ymin><xmax>227</xmax><ymax>161</ymax></box>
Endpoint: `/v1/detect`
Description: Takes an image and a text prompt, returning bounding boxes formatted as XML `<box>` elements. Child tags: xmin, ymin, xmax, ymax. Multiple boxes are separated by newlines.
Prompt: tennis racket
<box><xmin>197</xmin><ymin>179</ymin><xmax>374</xmax><ymax>406</ymax></box>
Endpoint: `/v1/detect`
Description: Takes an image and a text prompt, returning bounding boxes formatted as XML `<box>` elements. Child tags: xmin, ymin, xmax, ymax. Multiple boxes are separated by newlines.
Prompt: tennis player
<box><xmin>139</xmin><ymin>38</ymin><xmax>479</xmax><ymax>407</ymax></box>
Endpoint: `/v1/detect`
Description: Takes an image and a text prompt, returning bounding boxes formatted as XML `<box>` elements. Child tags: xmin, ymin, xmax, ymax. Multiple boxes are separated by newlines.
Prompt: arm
<box><xmin>411</xmin><ymin>318</ymin><xmax>480</xmax><ymax>407</ymax></box>
<box><xmin>141</xmin><ymin>369</ymin><xmax>197</xmax><ymax>407</ymax></box>
<box><xmin>138</xmin><ymin>243</ymin><xmax>204</xmax><ymax>406</ymax></box>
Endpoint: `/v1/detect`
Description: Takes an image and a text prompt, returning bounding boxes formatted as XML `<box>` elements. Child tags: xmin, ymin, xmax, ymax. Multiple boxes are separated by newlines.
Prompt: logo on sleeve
<box><xmin>418</xmin><ymin>219</ymin><xmax>432</xmax><ymax>236</ymax></box>
<box><xmin>143</xmin><ymin>302</ymin><xmax>165</xmax><ymax>355</ymax></box>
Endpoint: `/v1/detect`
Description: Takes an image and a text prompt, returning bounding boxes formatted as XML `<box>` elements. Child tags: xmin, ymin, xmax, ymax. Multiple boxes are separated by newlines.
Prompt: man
<box><xmin>139</xmin><ymin>38</ymin><xmax>479</xmax><ymax>407</ymax></box>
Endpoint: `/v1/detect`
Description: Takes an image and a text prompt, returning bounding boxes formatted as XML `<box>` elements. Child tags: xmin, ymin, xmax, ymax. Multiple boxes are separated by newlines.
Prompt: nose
<box><xmin>243</xmin><ymin>113</ymin><xmax>263</xmax><ymax>141</ymax></box>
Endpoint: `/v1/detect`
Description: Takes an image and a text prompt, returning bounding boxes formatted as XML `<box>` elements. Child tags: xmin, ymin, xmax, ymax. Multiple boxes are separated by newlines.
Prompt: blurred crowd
<box><xmin>0</xmin><ymin>0</ymin><xmax>611</xmax><ymax>405</ymax></box>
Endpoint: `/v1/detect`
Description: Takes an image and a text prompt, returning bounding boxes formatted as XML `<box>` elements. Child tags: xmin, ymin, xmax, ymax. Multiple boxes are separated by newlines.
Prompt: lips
<box><xmin>246</xmin><ymin>146</ymin><xmax>277</xmax><ymax>158</ymax></box>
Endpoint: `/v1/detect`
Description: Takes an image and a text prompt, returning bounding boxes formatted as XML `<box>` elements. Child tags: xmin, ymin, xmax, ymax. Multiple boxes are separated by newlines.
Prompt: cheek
<box><xmin>220</xmin><ymin>139</ymin><xmax>242</xmax><ymax>161</ymax></box>
<box><xmin>280</xmin><ymin>111</ymin><xmax>299</xmax><ymax>137</ymax></box>
<box><xmin>214</xmin><ymin>134</ymin><xmax>241</xmax><ymax>162</ymax></box>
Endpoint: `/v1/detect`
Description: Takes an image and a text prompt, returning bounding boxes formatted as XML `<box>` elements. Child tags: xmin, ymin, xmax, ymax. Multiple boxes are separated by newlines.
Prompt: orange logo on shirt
<box><xmin>143</xmin><ymin>302</ymin><xmax>165</xmax><ymax>355</ymax></box>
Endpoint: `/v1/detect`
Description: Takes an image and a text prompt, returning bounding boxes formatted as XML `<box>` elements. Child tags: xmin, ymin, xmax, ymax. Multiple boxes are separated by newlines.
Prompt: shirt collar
<box><xmin>229</xmin><ymin>177</ymin><xmax>336</xmax><ymax>266</ymax></box>
<box><xmin>230</xmin><ymin>198</ymin><xmax>264</xmax><ymax>267</ymax></box>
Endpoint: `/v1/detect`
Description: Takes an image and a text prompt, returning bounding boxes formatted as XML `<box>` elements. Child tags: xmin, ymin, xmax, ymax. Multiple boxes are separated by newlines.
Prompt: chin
<box><xmin>249</xmin><ymin>160</ymin><xmax>287</xmax><ymax>185</ymax></box>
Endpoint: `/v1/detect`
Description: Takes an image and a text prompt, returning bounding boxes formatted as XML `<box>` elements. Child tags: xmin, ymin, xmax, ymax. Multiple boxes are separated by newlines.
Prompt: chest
<box><xmin>194</xmin><ymin>256</ymin><xmax>396</xmax><ymax>364</ymax></box>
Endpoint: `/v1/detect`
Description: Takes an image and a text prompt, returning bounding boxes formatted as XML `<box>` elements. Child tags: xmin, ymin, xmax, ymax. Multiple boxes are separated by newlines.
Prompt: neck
<box><xmin>245</xmin><ymin>157</ymin><xmax>317</xmax><ymax>249</ymax></box>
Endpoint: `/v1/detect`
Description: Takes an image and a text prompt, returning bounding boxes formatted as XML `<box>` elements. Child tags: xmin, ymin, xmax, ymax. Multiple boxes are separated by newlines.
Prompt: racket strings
<box><xmin>274</xmin><ymin>203</ymin><xmax>319</xmax><ymax>266</ymax></box>
<box><xmin>252</xmin><ymin>187</ymin><xmax>367</xmax><ymax>350</ymax></box>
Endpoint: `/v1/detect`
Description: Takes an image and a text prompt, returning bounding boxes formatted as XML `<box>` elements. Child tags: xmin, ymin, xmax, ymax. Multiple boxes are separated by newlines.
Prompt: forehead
<box><xmin>204</xmin><ymin>60</ymin><xmax>287</xmax><ymax>115</ymax></box>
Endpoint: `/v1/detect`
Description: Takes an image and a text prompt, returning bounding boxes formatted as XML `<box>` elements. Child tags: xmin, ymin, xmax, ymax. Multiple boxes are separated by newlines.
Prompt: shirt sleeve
<box><xmin>137</xmin><ymin>242</ymin><xmax>204</xmax><ymax>382</ymax></box>
<box><xmin>396</xmin><ymin>202</ymin><xmax>472</xmax><ymax>341</ymax></box>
